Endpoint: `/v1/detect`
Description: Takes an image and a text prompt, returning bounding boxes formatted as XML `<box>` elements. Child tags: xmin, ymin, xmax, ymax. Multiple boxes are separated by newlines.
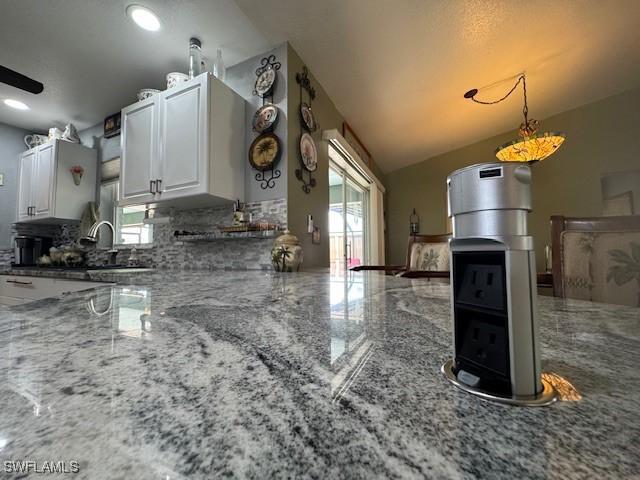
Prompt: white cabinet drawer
<box><xmin>0</xmin><ymin>276</ymin><xmax>105</xmax><ymax>301</ymax></box>
<box><xmin>0</xmin><ymin>295</ymin><xmax>29</xmax><ymax>306</ymax></box>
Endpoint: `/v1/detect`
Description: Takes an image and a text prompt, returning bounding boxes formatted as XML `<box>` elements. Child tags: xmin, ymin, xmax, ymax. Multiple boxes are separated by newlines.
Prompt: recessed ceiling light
<box><xmin>126</xmin><ymin>4</ymin><xmax>161</xmax><ymax>31</ymax></box>
<box><xmin>3</xmin><ymin>99</ymin><xmax>29</xmax><ymax>110</ymax></box>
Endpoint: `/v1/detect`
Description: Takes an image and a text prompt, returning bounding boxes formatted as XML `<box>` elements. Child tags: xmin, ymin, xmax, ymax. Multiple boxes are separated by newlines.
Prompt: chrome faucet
<box><xmin>79</xmin><ymin>220</ymin><xmax>119</xmax><ymax>266</ymax></box>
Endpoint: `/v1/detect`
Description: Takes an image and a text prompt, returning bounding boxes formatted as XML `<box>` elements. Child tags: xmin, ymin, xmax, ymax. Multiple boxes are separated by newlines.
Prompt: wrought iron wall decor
<box><xmin>295</xmin><ymin>66</ymin><xmax>316</xmax><ymax>100</ymax></box>
<box><xmin>295</xmin><ymin>167</ymin><xmax>316</xmax><ymax>194</ymax></box>
<box><xmin>250</xmin><ymin>54</ymin><xmax>282</xmax><ymax>189</ymax></box>
<box><xmin>253</xmin><ymin>54</ymin><xmax>281</xmax><ymax>99</ymax></box>
<box><xmin>295</xmin><ymin>66</ymin><xmax>318</xmax><ymax>194</ymax></box>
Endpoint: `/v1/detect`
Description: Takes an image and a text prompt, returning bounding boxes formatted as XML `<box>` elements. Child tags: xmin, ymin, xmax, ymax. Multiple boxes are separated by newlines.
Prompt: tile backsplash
<box><xmin>3</xmin><ymin>198</ymin><xmax>287</xmax><ymax>271</ymax></box>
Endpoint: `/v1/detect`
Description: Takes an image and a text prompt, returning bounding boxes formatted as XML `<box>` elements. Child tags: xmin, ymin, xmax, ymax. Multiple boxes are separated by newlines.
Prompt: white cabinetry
<box><xmin>121</xmin><ymin>97</ymin><xmax>158</xmax><ymax>204</ymax></box>
<box><xmin>17</xmin><ymin>140</ymin><xmax>97</xmax><ymax>223</ymax></box>
<box><xmin>0</xmin><ymin>275</ymin><xmax>108</xmax><ymax>306</ymax></box>
<box><xmin>119</xmin><ymin>72</ymin><xmax>245</xmax><ymax>207</ymax></box>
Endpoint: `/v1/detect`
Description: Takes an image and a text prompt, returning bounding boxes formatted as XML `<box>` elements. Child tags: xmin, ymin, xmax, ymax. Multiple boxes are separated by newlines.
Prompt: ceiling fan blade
<box><xmin>0</xmin><ymin>65</ymin><xmax>44</xmax><ymax>94</ymax></box>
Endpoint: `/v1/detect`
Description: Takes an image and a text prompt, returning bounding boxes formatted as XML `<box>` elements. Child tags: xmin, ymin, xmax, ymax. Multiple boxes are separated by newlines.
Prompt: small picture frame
<box><xmin>104</xmin><ymin>112</ymin><xmax>121</xmax><ymax>138</ymax></box>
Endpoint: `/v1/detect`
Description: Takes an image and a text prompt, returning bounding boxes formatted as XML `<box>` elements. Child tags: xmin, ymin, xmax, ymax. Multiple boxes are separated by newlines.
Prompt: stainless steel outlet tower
<box><xmin>441</xmin><ymin>162</ymin><xmax>557</xmax><ymax>406</ymax></box>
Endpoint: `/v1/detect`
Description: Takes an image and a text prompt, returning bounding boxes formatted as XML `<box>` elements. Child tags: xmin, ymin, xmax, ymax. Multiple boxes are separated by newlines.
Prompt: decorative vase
<box><xmin>272</xmin><ymin>230</ymin><xmax>303</xmax><ymax>272</ymax></box>
<box><xmin>70</xmin><ymin>165</ymin><xmax>84</xmax><ymax>186</ymax></box>
<box><xmin>212</xmin><ymin>48</ymin><xmax>225</xmax><ymax>81</ymax></box>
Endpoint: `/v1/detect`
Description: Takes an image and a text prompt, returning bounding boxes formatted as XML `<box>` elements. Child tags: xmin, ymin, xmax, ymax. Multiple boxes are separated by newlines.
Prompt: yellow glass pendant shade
<box><xmin>495</xmin><ymin>132</ymin><xmax>566</xmax><ymax>162</ymax></box>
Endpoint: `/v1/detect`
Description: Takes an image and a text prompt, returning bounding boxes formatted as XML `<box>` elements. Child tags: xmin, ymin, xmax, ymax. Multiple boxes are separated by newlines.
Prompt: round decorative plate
<box><xmin>299</xmin><ymin>133</ymin><xmax>317</xmax><ymax>172</ymax></box>
<box><xmin>252</xmin><ymin>103</ymin><xmax>279</xmax><ymax>133</ymax></box>
<box><xmin>249</xmin><ymin>133</ymin><xmax>281</xmax><ymax>171</ymax></box>
<box><xmin>254</xmin><ymin>66</ymin><xmax>277</xmax><ymax>98</ymax></box>
<box><xmin>300</xmin><ymin>103</ymin><xmax>316</xmax><ymax>131</ymax></box>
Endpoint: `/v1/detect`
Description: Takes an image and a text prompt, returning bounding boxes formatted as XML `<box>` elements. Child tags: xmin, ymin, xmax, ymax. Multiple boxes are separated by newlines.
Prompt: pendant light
<box><xmin>464</xmin><ymin>74</ymin><xmax>565</xmax><ymax>163</ymax></box>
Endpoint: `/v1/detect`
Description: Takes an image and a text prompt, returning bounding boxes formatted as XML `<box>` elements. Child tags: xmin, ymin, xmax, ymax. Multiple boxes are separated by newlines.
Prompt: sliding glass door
<box><xmin>329</xmin><ymin>163</ymin><xmax>368</xmax><ymax>273</ymax></box>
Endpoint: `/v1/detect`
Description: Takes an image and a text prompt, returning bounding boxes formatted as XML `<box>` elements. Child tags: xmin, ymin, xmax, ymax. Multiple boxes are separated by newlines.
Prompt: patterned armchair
<box><xmin>551</xmin><ymin>215</ymin><xmax>640</xmax><ymax>307</ymax></box>
<box><xmin>351</xmin><ymin>234</ymin><xmax>451</xmax><ymax>279</ymax></box>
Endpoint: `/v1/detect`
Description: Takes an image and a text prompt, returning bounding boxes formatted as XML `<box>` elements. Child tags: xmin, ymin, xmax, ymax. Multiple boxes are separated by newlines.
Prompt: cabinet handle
<box><xmin>150</xmin><ymin>180</ymin><xmax>156</xmax><ymax>194</ymax></box>
<box><xmin>6</xmin><ymin>279</ymin><xmax>33</xmax><ymax>286</ymax></box>
<box><xmin>156</xmin><ymin>179</ymin><xmax>162</xmax><ymax>194</ymax></box>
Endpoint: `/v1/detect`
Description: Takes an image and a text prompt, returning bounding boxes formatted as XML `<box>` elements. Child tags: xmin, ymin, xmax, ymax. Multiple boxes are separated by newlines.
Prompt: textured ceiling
<box><xmin>236</xmin><ymin>0</ymin><xmax>640</xmax><ymax>172</ymax></box>
<box><xmin>0</xmin><ymin>0</ymin><xmax>270</xmax><ymax>133</ymax></box>
<box><xmin>2</xmin><ymin>1</ymin><xmax>639</xmax><ymax>173</ymax></box>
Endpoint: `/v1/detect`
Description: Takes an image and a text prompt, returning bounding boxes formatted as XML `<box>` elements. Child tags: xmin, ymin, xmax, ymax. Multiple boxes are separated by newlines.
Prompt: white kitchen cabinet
<box><xmin>34</xmin><ymin>142</ymin><xmax>55</xmax><ymax>217</ymax></box>
<box><xmin>120</xmin><ymin>96</ymin><xmax>158</xmax><ymax>204</ymax></box>
<box><xmin>17</xmin><ymin>140</ymin><xmax>97</xmax><ymax>224</ymax></box>
<box><xmin>119</xmin><ymin>72</ymin><xmax>245</xmax><ymax>208</ymax></box>
<box><xmin>17</xmin><ymin>148</ymin><xmax>36</xmax><ymax>220</ymax></box>
<box><xmin>0</xmin><ymin>275</ymin><xmax>109</xmax><ymax>306</ymax></box>
<box><xmin>157</xmin><ymin>76</ymin><xmax>208</xmax><ymax>200</ymax></box>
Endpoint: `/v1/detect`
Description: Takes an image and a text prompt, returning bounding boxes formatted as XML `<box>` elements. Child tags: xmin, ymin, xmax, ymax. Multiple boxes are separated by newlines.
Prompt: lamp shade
<box><xmin>495</xmin><ymin>132</ymin><xmax>565</xmax><ymax>162</ymax></box>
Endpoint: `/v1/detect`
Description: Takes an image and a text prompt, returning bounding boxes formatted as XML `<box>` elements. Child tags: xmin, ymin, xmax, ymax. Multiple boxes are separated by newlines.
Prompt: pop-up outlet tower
<box><xmin>442</xmin><ymin>162</ymin><xmax>557</xmax><ymax>406</ymax></box>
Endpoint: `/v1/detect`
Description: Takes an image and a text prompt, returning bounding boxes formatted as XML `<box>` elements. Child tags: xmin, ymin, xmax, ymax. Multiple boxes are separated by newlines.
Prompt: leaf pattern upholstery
<box><xmin>561</xmin><ymin>231</ymin><xmax>640</xmax><ymax>307</ymax></box>
<box><xmin>408</xmin><ymin>242</ymin><xmax>450</xmax><ymax>272</ymax></box>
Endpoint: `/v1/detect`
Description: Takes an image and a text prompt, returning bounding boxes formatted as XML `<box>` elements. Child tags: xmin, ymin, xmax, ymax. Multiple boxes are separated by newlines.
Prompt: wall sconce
<box><xmin>410</xmin><ymin>208</ymin><xmax>420</xmax><ymax>235</ymax></box>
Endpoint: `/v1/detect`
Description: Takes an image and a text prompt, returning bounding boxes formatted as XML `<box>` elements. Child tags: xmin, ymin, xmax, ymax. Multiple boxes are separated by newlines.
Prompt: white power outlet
<box><xmin>0</xmin><ymin>173</ymin><xmax>4</xmax><ymax>186</ymax></box>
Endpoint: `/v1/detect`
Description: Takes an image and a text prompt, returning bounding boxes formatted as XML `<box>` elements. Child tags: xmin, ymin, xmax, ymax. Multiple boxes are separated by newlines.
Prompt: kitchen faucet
<box><xmin>79</xmin><ymin>220</ymin><xmax>119</xmax><ymax>266</ymax></box>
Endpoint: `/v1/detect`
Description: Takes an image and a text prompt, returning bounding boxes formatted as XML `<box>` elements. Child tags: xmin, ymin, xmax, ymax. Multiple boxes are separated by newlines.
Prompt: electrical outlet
<box><xmin>457</xmin><ymin>314</ymin><xmax>509</xmax><ymax>376</ymax></box>
<box><xmin>456</xmin><ymin>263</ymin><xmax>505</xmax><ymax>310</ymax></box>
<box><xmin>0</xmin><ymin>173</ymin><xmax>3</xmax><ymax>186</ymax></box>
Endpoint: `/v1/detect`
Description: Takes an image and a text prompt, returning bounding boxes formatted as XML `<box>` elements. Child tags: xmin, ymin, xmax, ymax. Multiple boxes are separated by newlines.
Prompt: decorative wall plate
<box><xmin>300</xmin><ymin>103</ymin><xmax>316</xmax><ymax>131</ymax></box>
<box><xmin>299</xmin><ymin>133</ymin><xmax>317</xmax><ymax>172</ymax></box>
<box><xmin>249</xmin><ymin>133</ymin><xmax>281</xmax><ymax>171</ymax></box>
<box><xmin>254</xmin><ymin>66</ymin><xmax>277</xmax><ymax>98</ymax></box>
<box><xmin>252</xmin><ymin>103</ymin><xmax>279</xmax><ymax>133</ymax></box>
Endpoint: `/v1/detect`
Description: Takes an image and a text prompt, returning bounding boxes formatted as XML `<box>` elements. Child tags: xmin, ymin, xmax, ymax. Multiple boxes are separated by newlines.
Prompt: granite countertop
<box><xmin>0</xmin><ymin>270</ymin><xmax>638</xmax><ymax>479</ymax></box>
<box><xmin>0</xmin><ymin>266</ymin><xmax>155</xmax><ymax>283</ymax></box>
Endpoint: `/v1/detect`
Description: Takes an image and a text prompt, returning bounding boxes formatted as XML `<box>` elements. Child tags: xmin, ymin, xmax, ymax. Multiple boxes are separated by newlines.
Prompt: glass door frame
<box><xmin>329</xmin><ymin>158</ymin><xmax>370</xmax><ymax>272</ymax></box>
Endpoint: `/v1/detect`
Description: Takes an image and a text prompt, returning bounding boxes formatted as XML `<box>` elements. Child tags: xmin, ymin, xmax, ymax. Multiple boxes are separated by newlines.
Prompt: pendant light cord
<box><xmin>469</xmin><ymin>74</ymin><xmax>525</xmax><ymax>105</ymax></box>
<box><xmin>469</xmin><ymin>74</ymin><xmax>532</xmax><ymax>127</ymax></box>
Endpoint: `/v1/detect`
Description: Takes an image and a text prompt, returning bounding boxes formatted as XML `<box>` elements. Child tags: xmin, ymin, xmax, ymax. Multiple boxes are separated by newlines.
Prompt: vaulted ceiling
<box><xmin>1</xmin><ymin>0</ymin><xmax>639</xmax><ymax>172</ymax></box>
<box><xmin>236</xmin><ymin>0</ymin><xmax>640</xmax><ymax>172</ymax></box>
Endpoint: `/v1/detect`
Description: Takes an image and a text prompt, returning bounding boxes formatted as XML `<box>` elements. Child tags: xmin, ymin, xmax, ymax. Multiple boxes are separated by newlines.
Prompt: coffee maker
<box><xmin>14</xmin><ymin>236</ymin><xmax>52</xmax><ymax>266</ymax></box>
<box><xmin>442</xmin><ymin>162</ymin><xmax>557</xmax><ymax>406</ymax></box>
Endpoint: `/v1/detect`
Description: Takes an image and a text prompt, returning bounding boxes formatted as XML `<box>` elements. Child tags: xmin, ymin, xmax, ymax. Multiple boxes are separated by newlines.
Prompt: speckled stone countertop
<box><xmin>0</xmin><ymin>270</ymin><xmax>638</xmax><ymax>479</ymax></box>
<box><xmin>1</xmin><ymin>266</ymin><xmax>155</xmax><ymax>283</ymax></box>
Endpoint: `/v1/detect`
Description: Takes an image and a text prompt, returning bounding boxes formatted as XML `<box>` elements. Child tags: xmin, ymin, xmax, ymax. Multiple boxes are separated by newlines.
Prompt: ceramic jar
<box><xmin>272</xmin><ymin>230</ymin><xmax>303</xmax><ymax>272</ymax></box>
<box><xmin>166</xmin><ymin>72</ymin><xmax>189</xmax><ymax>89</ymax></box>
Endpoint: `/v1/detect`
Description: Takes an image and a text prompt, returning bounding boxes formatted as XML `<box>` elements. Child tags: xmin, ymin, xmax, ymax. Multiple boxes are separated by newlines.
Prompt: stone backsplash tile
<box><xmin>2</xmin><ymin>198</ymin><xmax>287</xmax><ymax>270</ymax></box>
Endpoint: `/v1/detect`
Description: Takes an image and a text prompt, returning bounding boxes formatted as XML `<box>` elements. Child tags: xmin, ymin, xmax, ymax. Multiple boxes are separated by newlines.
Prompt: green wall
<box><xmin>385</xmin><ymin>87</ymin><xmax>640</xmax><ymax>270</ymax></box>
<box><xmin>286</xmin><ymin>44</ymin><xmax>386</xmax><ymax>268</ymax></box>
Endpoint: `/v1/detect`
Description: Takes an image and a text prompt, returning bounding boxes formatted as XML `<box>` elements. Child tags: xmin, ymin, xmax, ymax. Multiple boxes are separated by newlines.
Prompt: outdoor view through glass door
<box><xmin>329</xmin><ymin>164</ymin><xmax>368</xmax><ymax>273</ymax></box>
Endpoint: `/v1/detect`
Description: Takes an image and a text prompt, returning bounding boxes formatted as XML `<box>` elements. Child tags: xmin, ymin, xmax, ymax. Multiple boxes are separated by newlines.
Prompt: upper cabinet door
<box><xmin>33</xmin><ymin>142</ymin><xmax>56</xmax><ymax>218</ymax></box>
<box><xmin>120</xmin><ymin>97</ymin><xmax>158</xmax><ymax>203</ymax></box>
<box><xmin>17</xmin><ymin>149</ymin><xmax>36</xmax><ymax>221</ymax></box>
<box><xmin>157</xmin><ymin>74</ymin><xmax>208</xmax><ymax>199</ymax></box>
